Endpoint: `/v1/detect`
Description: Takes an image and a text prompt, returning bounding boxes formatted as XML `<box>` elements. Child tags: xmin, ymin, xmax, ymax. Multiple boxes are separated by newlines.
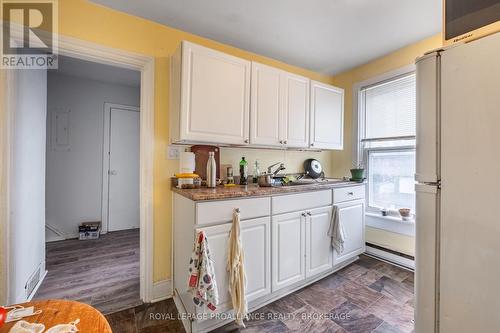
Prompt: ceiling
<box><xmin>90</xmin><ymin>0</ymin><xmax>441</xmax><ymax>75</ymax></box>
<box><xmin>51</xmin><ymin>55</ymin><xmax>141</xmax><ymax>87</ymax></box>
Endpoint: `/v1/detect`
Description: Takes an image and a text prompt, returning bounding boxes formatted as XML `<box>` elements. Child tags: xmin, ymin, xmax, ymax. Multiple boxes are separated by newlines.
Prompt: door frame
<box><xmin>0</xmin><ymin>33</ymin><xmax>156</xmax><ymax>303</ymax></box>
<box><xmin>101</xmin><ymin>103</ymin><xmax>140</xmax><ymax>234</ymax></box>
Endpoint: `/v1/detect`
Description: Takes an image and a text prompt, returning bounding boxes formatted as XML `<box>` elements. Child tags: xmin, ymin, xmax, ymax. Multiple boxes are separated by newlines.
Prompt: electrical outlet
<box><xmin>167</xmin><ymin>146</ymin><xmax>181</xmax><ymax>160</ymax></box>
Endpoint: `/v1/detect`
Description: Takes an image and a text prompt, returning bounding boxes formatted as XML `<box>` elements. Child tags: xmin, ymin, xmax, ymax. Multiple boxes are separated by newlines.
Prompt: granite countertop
<box><xmin>171</xmin><ymin>180</ymin><xmax>365</xmax><ymax>201</ymax></box>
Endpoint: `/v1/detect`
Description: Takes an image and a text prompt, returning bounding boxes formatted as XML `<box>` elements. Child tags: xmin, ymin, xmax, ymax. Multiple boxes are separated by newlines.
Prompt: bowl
<box><xmin>399</xmin><ymin>208</ymin><xmax>411</xmax><ymax>217</ymax></box>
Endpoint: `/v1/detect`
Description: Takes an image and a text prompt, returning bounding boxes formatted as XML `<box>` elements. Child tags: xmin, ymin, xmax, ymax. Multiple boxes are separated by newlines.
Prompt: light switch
<box><xmin>167</xmin><ymin>145</ymin><xmax>181</xmax><ymax>160</ymax></box>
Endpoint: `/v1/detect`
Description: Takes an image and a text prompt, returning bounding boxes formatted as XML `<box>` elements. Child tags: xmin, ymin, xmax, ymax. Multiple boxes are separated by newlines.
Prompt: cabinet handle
<box><xmin>244</xmin><ymin>139</ymin><xmax>249</xmax><ymax>143</ymax></box>
<box><xmin>283</xmin><ymin>140</ymin><xmax>287</xmax><ymax>144</ymax></box>
<box><xmin>347</xmin><ymin>192</ymin><xmax>354</xmax><ymax>195</ymax></box>
<box><xmin>306</xmin><ymin>212</ymin><xmax>311</xmax><ymax>216</ymax></box>
<box><xmin>279</xmin><ymin>140</ymin><xmax>283</xmax><ymax>144</ymax></box>
<box><xmin>301</xmin><ymin>212</ymin><xmax>307</xmax><ymax>217</ymax></box>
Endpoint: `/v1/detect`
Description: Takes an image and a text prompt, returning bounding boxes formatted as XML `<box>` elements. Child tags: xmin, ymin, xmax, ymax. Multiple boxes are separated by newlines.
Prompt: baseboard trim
<box><xmin>366</xmin><ymin>245</ymin><xmax>415</xmax><ymax>271</ymax></box>
<box><xmin>150</xmin><ymin>279</ymin><xmax>172</xmax><ymax>303</ymax></box>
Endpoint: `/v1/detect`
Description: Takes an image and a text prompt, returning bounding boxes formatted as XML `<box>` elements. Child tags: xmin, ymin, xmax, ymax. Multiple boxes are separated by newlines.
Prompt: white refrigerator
<box><xmin>415</xmin><ymin>32</ymin><xmax>500</xmax><ymax>333</ymax></box>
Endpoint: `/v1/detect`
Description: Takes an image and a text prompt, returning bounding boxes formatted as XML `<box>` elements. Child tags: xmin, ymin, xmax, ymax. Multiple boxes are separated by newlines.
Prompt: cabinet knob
<box><xmin>310</xmin><ymin>143</ymin><xmax>314</xmax><ymax>147</ymax></box>
<box><xmin>306</xmin><ymin>212</ymin><xmax>311</xmax><ymax>216</ymax></box>
<box><xmin>301</xmin><ymin>212</ymin><xmax>307</xmax><ymax>217</ymax></box>
<box><xmin>279</xmin><ymin>140</ymin><xmax>283</xmax><ymax>144</ymax></box>
<box><xmin>283</xmin><ymin>140</ymin><xmax>287</xmax><ymax>144</ymax></box>
<box><xmin>244</xmin><ymin>139</ymin><xmax>249</xmax><ymax>143</ymax></box>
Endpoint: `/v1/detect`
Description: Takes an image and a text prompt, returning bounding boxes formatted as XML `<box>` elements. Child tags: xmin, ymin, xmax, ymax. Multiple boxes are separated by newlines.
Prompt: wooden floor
<box><xmin>34</xmin><ymin>229</ymin><xmax>141</xmax><ymax>314</ymax></box>
<box><xmin>106</xmin><ymin>255</ymin><xmax>414</xmax><ymax>333</ymax></box>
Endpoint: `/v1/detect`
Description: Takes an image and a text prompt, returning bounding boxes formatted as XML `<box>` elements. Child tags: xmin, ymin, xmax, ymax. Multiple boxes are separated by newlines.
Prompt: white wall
<box><xmin>46</xmin><ymin>73</ymin><xmax>140</xmax><ymax>241</ymax></box>
<box><xmin>10</xmin><ymin>69</ymin><xmax>47</xmax><ymax>303</ymax></box>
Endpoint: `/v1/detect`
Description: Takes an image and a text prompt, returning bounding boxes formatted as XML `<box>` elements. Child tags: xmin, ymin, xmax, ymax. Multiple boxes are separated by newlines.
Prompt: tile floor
<box><xmin>106</xmin><ymin>255</ymin><xmax>414</xmax><ymax>333</ymax></box>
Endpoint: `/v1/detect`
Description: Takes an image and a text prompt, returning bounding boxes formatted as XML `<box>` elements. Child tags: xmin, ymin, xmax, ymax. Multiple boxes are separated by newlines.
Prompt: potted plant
<box><xmin>350</xmin><ymin>162</ymin><xmax>365</xmax><ymax>181</ymax></box>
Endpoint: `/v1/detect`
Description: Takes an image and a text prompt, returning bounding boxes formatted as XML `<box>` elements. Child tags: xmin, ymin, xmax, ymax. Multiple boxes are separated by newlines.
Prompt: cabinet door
<box><xmin>240</xmin><ymin>217</ymin><xmax>271</xmax><ymax>301</ymax></box>
<box><xmin>281</xmin><ymin>73</ymin><xmax>310</xmax><ymax>148</ymax></box>
<box><xmin>333</xmin><ymin>200</ymin><xmax>365</xmax><ymax>266</ymax></box>
<box><xmin>180</xmin><ymin>42</ymin><xmax>250</xmax><ymax>145</ymax></box>
<box><xmin>271</xmin><ymin>211</ymin><xmax>305</xmax><ymax>292</ymax></box>
<box><xmin>198</xmin><ymin>223</ymin><xmax>232</xmax><ymax>313</ymax></box>
<box><xmin>310</xmin><ymin>81</ymin><xmax>344</xmax><ymax>150</ymax></box>
<box><xmin>305</xmin><ymin>206</ymin><xmax>334</xmax><ymax>278</ymax></box>
<box><xmin>250</xmin><ymin>62</ymin><xmax>282</xmax><ymax>146</ymax></box>
<box><xmin>199</xmin><ymin>217</ymin><xmax>271</xmax><ymax>313</ymax></box>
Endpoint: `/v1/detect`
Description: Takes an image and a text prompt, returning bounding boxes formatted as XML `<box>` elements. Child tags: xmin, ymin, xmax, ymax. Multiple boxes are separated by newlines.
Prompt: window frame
<box><xmin>353</xmin><ymin>65</ymin><xmax>417</xmax><ymax>214</ymax></box>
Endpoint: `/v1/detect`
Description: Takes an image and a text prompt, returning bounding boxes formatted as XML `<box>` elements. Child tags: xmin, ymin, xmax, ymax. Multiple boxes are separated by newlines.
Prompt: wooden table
<box><xmin>0</xmin><ymin>300</ymin><xmax>112</xmax><ymax>332</ymax></box>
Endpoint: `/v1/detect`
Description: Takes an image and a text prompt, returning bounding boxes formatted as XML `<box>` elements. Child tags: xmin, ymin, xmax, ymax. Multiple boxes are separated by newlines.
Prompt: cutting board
<box><xmin>191</xmin><ymin>145</ymin><xmax>220</xmax><ymax>179</ymax></box>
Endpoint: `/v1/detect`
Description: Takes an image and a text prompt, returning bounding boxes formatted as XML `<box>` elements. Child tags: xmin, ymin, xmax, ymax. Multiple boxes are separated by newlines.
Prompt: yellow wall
<box><xmin>366</xmin><ymin>227</ymin><xmax>415</xmax><ymax>256</ymax></box>
<box><xmin>57</xmin><ymin>0</ymin><xmax>337</xmax><ymax>282</ymax></box>
<box><xmin>329</xmin><ymin>34</ymin><xmax>443</xmax><ymax>256</ymax></box>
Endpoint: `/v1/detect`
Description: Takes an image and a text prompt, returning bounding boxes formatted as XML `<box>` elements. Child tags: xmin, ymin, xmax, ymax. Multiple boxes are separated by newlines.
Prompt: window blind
<box><xmin>362</xmin><ymin>73</ymin><xmax>416</xmax><ymax>139</ymax></box>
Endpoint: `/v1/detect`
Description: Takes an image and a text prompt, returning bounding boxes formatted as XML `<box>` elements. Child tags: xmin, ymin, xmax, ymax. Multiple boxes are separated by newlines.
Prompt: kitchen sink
<box><xmin>282</xmin><ymin>178</ymin><xmax>349</xmax><ymax>186</ymax></box>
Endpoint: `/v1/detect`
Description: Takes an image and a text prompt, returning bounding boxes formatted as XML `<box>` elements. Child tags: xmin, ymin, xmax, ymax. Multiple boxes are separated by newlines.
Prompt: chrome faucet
<box><xmin>267</xmin><ymin>162</ymin><xmax>286</xmax><ymax>176</ymax></box>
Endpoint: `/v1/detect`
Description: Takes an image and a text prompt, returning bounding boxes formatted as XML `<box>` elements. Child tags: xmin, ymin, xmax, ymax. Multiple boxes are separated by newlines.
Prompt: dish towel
<box><xmin>328</xmin><ymin>205</ymin><xmax>345</xmax><ymax>255</ymax></box>
<box><xmin>187</xmin><ymin>230</ymin><xmax>219</xmax><ymax>311</ymax></box>
<box><xmin>227</xmin><ymin>209</ymin><xmax>248</xmax><ymax>327</ymax></box>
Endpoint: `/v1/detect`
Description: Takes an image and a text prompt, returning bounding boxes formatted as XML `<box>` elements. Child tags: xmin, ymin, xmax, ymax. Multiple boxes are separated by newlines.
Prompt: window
<box><xmin>357</xmin><ymin>72</ymin><xmax>416</xmax><ymax>213</ymax></box>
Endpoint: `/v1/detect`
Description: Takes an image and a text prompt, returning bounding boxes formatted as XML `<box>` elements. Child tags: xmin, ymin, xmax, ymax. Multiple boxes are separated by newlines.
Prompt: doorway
<box><xmin>0</xmin><ymin>35</ymin><xmax>155</xmax><ymax>308</ymax></box>
<box><xmin>34</xmin><ymin>55</ymin><xmax>142</xmax><ymax>313</ymax></box>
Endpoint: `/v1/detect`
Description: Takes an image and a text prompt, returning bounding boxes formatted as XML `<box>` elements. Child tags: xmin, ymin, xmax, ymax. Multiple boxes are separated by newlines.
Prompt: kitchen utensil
<box><xmin>303</xmin><ymin>159</ymin><xmax>323</xmax><ymax>179</ymax></box>
<box><xmin>257</xmin><ymin>174</ymin><xmax>274</xmax><ymax>187</ymax></box>
<box><xmin>191</xmin><ymin>145</ymin><xmax>220</xmax><ymax>179</ymax></box>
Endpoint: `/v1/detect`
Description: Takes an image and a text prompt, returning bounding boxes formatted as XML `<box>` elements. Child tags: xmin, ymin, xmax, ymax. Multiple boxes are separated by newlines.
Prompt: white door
<box><xmin>250</xmin><ymin>62</ymin><xmax>282</xmax><ymax>147</ymax></box>
<box><xmin>305</xmin><ymin>206</ymin><xmax>333</xmax><ymax>278</ymax></box>
<box><xmin>199</xmin><ymin>217</ymin><xmax>271</xmax><ymax>314</ymax></box>
<box><xmin>108</xmin><ymin>107</ymin><xmax>140</xmax><ymax>231</ymax></box>
<box><xmin>333</xmin><ymin>200</ymin><xmax>365</xmax><ymax>266</ymax></box>
<box><xmin>310</xmin><ymin>81</ymin><xmax>344</xmax><ymax>150</ymax></box>
<box><xmin>281</xmin><ymin>72</ymin><xmax>310</xmax><ymax>148</ymax></box>
<box><xmin>180</xmin><ymin>41</ymin><xmax>250</xmax><ymax>145</ymax></box>
<box><xmin>272</xmin><ymin>211</ymin><xmax>305</xmax><ymax>292</ymax></box>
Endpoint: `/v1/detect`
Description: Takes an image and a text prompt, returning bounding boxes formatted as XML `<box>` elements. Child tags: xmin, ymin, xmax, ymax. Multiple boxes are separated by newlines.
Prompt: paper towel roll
<box><xmin>179</xmin><ymin>152</ymin><xmax>195</xmax><ymax>173</ymax></box>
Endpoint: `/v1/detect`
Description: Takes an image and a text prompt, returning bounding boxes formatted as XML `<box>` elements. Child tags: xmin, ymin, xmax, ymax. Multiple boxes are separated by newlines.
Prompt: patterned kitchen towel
<box><xmin>328</xmin><ymin>205</ymin><xmax>345</xmax><ymax>254</ymax></box>
<box><xmin>187</xmin><ymin>230</ymin><xmax>219</xmax><ymax>311</ymax></box>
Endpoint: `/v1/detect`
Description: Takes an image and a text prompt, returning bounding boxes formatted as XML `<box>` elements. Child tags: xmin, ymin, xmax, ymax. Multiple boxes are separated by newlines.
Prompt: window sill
<box><xmin>365</xmin><ymin>212</ymin><xmax>415</xmax><ymax>237</ymax></box>
<box><xmin>366</xmin><ymin>212</ymin><xmax>415</xmax><ymax>224</ymax></box>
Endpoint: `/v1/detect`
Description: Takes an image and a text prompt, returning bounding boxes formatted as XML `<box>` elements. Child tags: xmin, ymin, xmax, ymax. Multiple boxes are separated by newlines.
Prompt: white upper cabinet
<box><xmin>310</xmin><ymin>81</ymin><xmax>344</xmax><ymax>150</ymax></box>
<box><xmin>250</xmin><ymin>62</ymin><xmax>282</xmax><ymax>146</ymax></box>
<box><xmin>281</xmin><ymin>72</ymin><xmax>310</xmax><ymax>148</ymax></box>
<box><xmin>250</xmin><ymin>62</ymin><xmax>310</xmax><ymax>148</ymax></box>
<box><xmin>170</xmin><ymin>41</ymin><xmax>251</xmax><ymax>145</ymax></box>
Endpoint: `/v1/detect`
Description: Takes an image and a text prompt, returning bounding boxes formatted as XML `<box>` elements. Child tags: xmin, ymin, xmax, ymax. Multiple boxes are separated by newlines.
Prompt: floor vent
<box><xmin>25</xmin><ymin>266</ymin><xmax>41</xmax><ymax>299</ymax></box>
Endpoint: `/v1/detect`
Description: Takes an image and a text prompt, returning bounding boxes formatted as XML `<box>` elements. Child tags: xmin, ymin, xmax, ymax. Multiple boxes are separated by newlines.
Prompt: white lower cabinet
<box><xmin>199</xmin><ymin>216</ymin><xmax>271</xmax><ymax>313</ymax></box>
<box><xmin>333</xmin><ymin>199</ymin><xmax>365</xmax><ymax>266</ymax></box>
<box><xmin>271</xmin><ymin>211</ymin><xmax>306</xmax><ymax>292</ymax></box>
<box><xmin>305</xmin><ymin>206</ymin><xmax>334</xmax><ymax>278</ymax></box>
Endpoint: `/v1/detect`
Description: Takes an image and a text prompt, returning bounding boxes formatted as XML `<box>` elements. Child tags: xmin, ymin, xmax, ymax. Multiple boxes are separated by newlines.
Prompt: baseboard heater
<box><xmin>365</xmin><ymin>243</ymin><xmax>415</xmax><ymax>271</ymax></box>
